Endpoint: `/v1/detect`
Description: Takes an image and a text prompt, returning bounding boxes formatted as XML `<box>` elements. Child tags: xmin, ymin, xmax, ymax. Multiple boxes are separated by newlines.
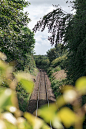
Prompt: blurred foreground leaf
<box><xmin>52</xmin><ymin>116</ymin><xmax>64</xmax><ymax>129</ymax></box>
<box><xmin>75</xmin><ymin>76</ymin><xmax>86</xmax><ymax>95</ymax></box>
<box><xmin>56</xmin><ymin>95</ymin><xmax>66</xmax><ymax>108</ymax></box>
<box><xmin>57</xmin><ymin>107</ymin><xmax>77</xmax><ymax>128</ymax></box>
<box><xmin>0</xmin><ymin>120</ymin><xmax>6</xmax><ymax>129</ymax></box>
<box><xmin>20</xmin><ymin>79</ymin><xmax>34</xmax><ymax>93</ymax></box>
<box><xmin>0</xmin><ymin>52</ymin><xmax>86</xmax><ymax>129</ymax></box>
<box><xmin>0</xmin><ymin>52</ymin><xmax>7</xmax><ymax>61</ymax></box>
<box><xmin>15</xmin><ymin>72</ymin><xmax>34</xmax><ymax>93</ymax></box>
<box><xmin>2</xmin><ymin>112</ymin><xmax>17</xmax><ymax>125</ymax></box>
<box><xmin>38</xmin><ymin>103</ymin><xmax>57</xmax><ymax>123</ymax></box>
<box><xmin>0</xmin><ymin>88</ymin><xmax>14</xmax><ymax>110</ymax></box>
<box><xmin>24</xmin><ymin>112</ymin><xmax>50</xmax><ymax>129</ymax></box>
<box><xmin>62</xmin><ymin>86</ymin><xmax>77</xmax><ymax>103</ymax></box>
<box><xmin>17</xmin><ymin>117</ymin><xmax>31</xmax><ymax>129</ymax></box>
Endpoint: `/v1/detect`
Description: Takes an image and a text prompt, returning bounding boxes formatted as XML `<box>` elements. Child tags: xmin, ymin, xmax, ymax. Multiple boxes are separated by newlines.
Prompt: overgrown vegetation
<box><xmin>51</xmin><ymin>54</ymin><xmax>67</xmax><ymax>69</ymax></box>
<box><xmin>47</xmin><ymin>44</ymin><xmax>67</xmax><ymax>63</ymax></box>
<box><xmin>64</xmin><ymin>0</ymin><xmax>86</xmax><ymax>84</ymax></box>
<box><xmin>34</xmin><ymin>55</ymin><xmax>50</xmax><ymax>70</ymax></box>
<box><xmin>33</xmin><ymin>1</ymin><xmax>86</xmax><ymax>125</ymax></box>
<box><xmin>33</xmin><ymin>1</ymin><xmax>86</xmax><ymax>127</ymax></box>
<box><xmin>0</xmin><ymin>0</ymin><xmax>86</xmax><ymax>128</ymax></box>
<box><xmin>33</xmin><ymin>43</ymin><xmax>68</xmax><ymax>99</ymax></box>
<box><xmin>0</xmin><ymin>53</ymin><xmax>86</xmax><ymax>129</ymax></box>
<box><xmin>0</xmin><ymin>0</ymin><xmax>35</xmax><ymax>71</ymax></box>
<box><xmin>16</xmin><ymin>83</ymin><xmax>30</xmax><ymax>112</ymax></box>
<box><xmin>33</xmin><ymin>0</ymin><xmax>86</xmax><ymax>85</ymax></box>
<box><xmin>0</xmin><ymin>0</ymin><xmax>38</xmax><ymax>113</ymax></box>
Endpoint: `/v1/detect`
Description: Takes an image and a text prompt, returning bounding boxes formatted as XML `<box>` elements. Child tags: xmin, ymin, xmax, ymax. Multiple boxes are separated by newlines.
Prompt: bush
<box><xmin>51</xmin><ymin>79</ymin><xmax>68</xmax><ymax>98</ymax></box>
<box><xmin>54</xmin><ymin>66</ymin><xmax>61</xmax><ymax>72</ymax></box>
<box><xmin>16</xmin><ymin>83</ymin><xmax>30</xmax><ymax>112</ymax></box>
<box><xmin>51</xmin><ymin>55</ymin><xmax>67</xmax><ymax>68</ymax></box>
<box><xmin>17</xmin><ymin>92</ymin><xmax>29</xmax><ymax>112</ymax></box>
<box><xmin>47</xmin><ymin>67</ymin><xmax>54</xmax><ymax>77</ymax></box>
<box><xmin>24</xmin><ymin>54</ymin><xmax>36</xmax><ymax>75</ymax></box>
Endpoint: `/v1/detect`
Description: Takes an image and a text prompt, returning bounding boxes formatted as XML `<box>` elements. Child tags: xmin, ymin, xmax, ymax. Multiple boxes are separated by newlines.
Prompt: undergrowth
<box><xmin>16</xmin><ymin>83</ymin><xmax>30</xmax><ymax>112</ymax></box>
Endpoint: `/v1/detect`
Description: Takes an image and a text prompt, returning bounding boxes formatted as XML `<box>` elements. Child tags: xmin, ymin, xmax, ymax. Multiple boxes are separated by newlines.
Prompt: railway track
<box><xmin>36</xmin><ymin>69</ymin><xmax>49</xmax><ymax>114</ymax></box>
<box><xmin>28</xmin><ymin>69</ymin><xmax>56</xmax><ymax>128</ymax></box>
<box><xmin>36</xmin><ymin>69</ymin><xmax>53</xmax><ymax>128</ymax></box>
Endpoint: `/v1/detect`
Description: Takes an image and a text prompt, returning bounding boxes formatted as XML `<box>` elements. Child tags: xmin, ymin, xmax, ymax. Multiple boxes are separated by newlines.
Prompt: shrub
<box><xmin>54</xmin><ymin>66</ymin><xmax>61</xmax><ymax>72</ymax></box>
<box><xmin>16</xmin><ymin>83</ymin><xmax>30</xmax><ymax>112</ymax></box>
<box><xmin>51</xmin><ymin>55</ymin><xmax>67</xmax><ymax>68</ymax></box>
<box><xmin>51</xmin><ymin>79</ymin><xmax>67</xmax><ymax>98</ymax></box>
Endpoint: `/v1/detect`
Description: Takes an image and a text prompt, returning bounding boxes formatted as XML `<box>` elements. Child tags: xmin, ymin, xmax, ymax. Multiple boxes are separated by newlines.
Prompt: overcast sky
<box><xmin>24</xmin><ymin>0</ymin><xmax>73</xmax><ymax>55</ymax></box>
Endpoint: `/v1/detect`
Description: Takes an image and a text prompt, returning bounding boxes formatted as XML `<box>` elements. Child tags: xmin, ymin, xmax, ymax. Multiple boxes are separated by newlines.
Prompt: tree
<box><xmin>0</xmin><ymin>0</ymin><xmax>30</xmax><ymax>54</ymax></box>
<box><xmin>0</xmin><ymin>0</ymin><xmax>35</xmax><ymax>70</ymax></box>
<box><xmin>33</xmin><ymin>5</ymin><xmax>72</xmax><ymax>46</ymax></box>
<box><xmin>47</xmin><ymin>48</ymin><xmax>58</xmax><ymax>62</ymax></box>
<box><xmin>16</xmin><ymin>27</ymin><xmax>35</xmax><ymax>70</ymax></box>
<box><xmin>47</xmin><ymin>43</ymin><xmax>65</xmax><ymax>62</ymax></box>
<box><xmin>64</xmin><ymin>0</ymin><xmax>86</xmax><ymax>83</ymax></box>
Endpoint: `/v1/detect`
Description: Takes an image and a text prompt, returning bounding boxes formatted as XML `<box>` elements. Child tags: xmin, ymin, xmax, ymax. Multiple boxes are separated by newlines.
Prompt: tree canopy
<box><xmin>33</xmin><ymin>5</ymin><xmax>72</xmax><ymax>46</ymax></box>
<box><xmin>64</xmin><ymin>0</ymin><xmax>86</xmax><ymax>83</ymax></box>
<box><xmin>0</xmin><ymin>0</ymin><xmax>35</xmax><ymax>70</ymax></box>
<box><xmin>47</xmin><ymin>43</ymin><xmax>66</xmax><ymax>62</ymax></box>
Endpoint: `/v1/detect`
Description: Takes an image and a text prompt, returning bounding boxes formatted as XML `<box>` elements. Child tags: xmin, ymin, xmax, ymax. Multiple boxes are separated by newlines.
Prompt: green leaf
<box><xmin>2</xmin><ymin>112</ymin><xmax>17</xmax><ymax>125</ymax></box>
<box><xmin>38</xmin><ymin>103</ymin><xmax>57</xmax><ymax>123</ymax></box>
<box><xmin>17</xmin><ymin>117</ymin><xmax>31</xmax><ymax>129</ymax></box>
<box><xmin>52</xmin><ymin>116</ymin><xmax>64</xmax><ymax>129</ymax></box>
<box><xmin>15</xmin><ymin>72</ymin><xmax>34</xmax><ymax>93</ymax></box>
<box><xmin>0</xmin><ymin>88</ymin><xmax>14</xmax><ymax>110</ymax></box>
<box><xmin>20</xmin><ymin>78</ymin><xmax>34</xmax><ymax>93</ymax></box>
<box><xmin>0</xmin><ymin>120</ymin><xmax>6</xmax><ymax>129</ymax></box>
<box><xmin>75</xmin><ymin>76</ymin><xmax>86</xmax><ymax>95</ymax></box>
<box><xmin>42</xmin><ymin>123</ymin><xmax>51</xmax><ymax>129</ymax></box>
<box><xmin>57</xmin><ymin>107</ymin><xmax>77</xmax><ymax>128</ymax></box>
<box><xmin>56</xmin><ymin>95</ymin><xmax>66</xmax><ymax>108</ymax></box>
<box><xmin>62</xmin><ymin>86</ymin><xmax>77</xmax><ymax>103</ymax></box>
<box><xmin>38</xmin><ymin>103</ymin><xmax>64</xmax><ymax>129</ymax></box>
<box><xmin>24</xmin><ymin>112</ymin><xmax>44</xmax><ymax>129</ymax></box>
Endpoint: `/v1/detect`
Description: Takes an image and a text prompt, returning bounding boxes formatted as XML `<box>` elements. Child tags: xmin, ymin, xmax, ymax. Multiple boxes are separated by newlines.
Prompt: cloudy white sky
<box><xmin>24</xmin><ymin>0</ymin><xmax>73</xmax><ymax>55</ymax></box>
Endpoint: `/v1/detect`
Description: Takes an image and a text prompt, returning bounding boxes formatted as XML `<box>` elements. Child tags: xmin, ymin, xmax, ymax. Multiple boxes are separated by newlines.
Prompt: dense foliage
<box><xmin>33</xmin><ymin>6</ymin><xmax>72</xmax><ymax>46</ymax></box>
<box><xmin>24</xmin><ymin>54</ymin><xmax>37</xmax><ymax>75</ymax></box>
<box><xmin>17</xmin><ymin>27</ymin><xmax>35</xmax><ymax>70</ymax></box>
<box><xmin>47</xmin><ymin>43</ymin><xmax>66</xmax><ymax>63</ymax></box>
<box><xmin>0</xmin><ymin>0</ymin><xmax>86</xmax><ymax>128</ymax></box>
<box><xmin>0</xmin><ymin>0</ymin><xmax>37</xmax><ymax>113</ymax></box>
<box><xmin>34</xmin><ymin>55</ymin><xmax>50</xmax><ymax>70</ymax></box>
<box><xmin>51</xmin><ymin>54</ymin><xmax>67</xmax><ymax>69</ymax></box>
<box><xmin>16</xmin><ymin>83</ymin><xmax>30</xmax><ymax>112</ymax></box>
<box><xmin>33</xmin><ymin>0</ymin><xmax>86</xmax><ymax>85</ymax></box>
<box><xmin>0</xmin><ymin>53</ymin><xmax>86</xmax><ymax>129</ymax></box>
<box><xmin>33</xmin><ymin>2</ymin><xmax>86</xmax><ymax>128</ymax></box>
<box><xmin>64</xmin><ymin>0</ymin><xmax>86</xmax><ymax>84</ymax></box>
<box><xmin>0</xmin><ymin>0</ymin><xmax>35</xmax><ymax>70</ymax></box>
